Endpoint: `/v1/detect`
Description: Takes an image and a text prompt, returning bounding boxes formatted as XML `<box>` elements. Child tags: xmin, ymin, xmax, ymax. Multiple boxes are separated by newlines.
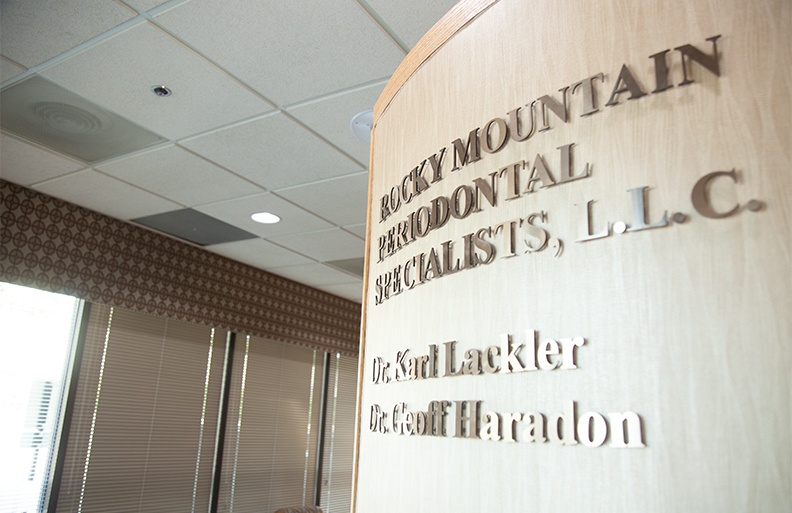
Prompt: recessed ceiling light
<box><xmin>151</xmin><ymin>85</ymin><xmax>172</xmax><ymax>97</ymax></box>
<box><xmin>251</xmin><ymin>212</ymin><xmax>281</xmax><ymax>224</ymax></box>
<box><xmin>350</xmin><ymin>109</ymin><xmax>373</xmax><ymax>142</ymax></box>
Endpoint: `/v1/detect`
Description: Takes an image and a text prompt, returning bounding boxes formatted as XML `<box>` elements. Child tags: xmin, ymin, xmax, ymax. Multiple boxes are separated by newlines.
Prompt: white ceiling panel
<box><xmin>182</xmin><ymin>112</ymin><xmax>362</xmax><ymax>190</ymax></box>
<box><xmin>0</xmin><ymin>0</ymin><xmax>461</xmax><ymax>304</ymax></box>
<box><xmin>315</xmin><ymin>282</ymin><xmax>364</xmax><ymax>302</ymax></box>
<box><xmin>195</xmin><ymin>192</ymin><xmax>333</xmax><ymax>239</ymax></box>
<box><xmin>268</xmin><ymin>228</ymin><xmax>365</xmax><ymax>262</ymax></box>
<box><xmin>0</xmin><ymin>0</ymin><xmax>136</xmax><ymax>68</ymax></box>
<box><xmin>277</xmin><ymin>172</ymin><xmax>369</xmax><ymax>227</ymax></box>
<box><xmin>287</xmin><ymin>81</ymin><xmax>385</xmax><ymax>164</ymax></box>
<box><xmin>0</xmin><ymin>56</ymin><xmax>25</xmax><ymax>84</ymax></box>
<box><xmin>42</xmin><ymin>22</ymin><xmax>274</xmax><ymax>140</ymax></box>
<box><xmin>206</xmin><ymin>238</ymin><xmax>313</xmax><ymax>270</ymax></box>
<box><xmin>269</xmin><ymin>262</ymin><xmax>362</xmax><ymax>286</ymax></box>
<box><xmin>0</xmin><ymin>132</ymin><xmax>86</xmax><ymax>186</ymax></box>
<box><xmin>122</xmin><ymin>0</ymin><xmax>174</xmax><ymax>13</ymax></box>
<box><xmin>342</xmin><ymin>223</ymin><xmax>368</xmax><ymax>239</ymax></box>
<box><xmin>363</xmin><ymin>0</ymin><xmax>461</xmax><ymax>48</ymax></box>
<box><xmin>33</xmin><ymin>169</ymin><xmax>181</xmax><ymax>220</ymax></box>
<box><xmin>96</xmin><ymin>145</ymin><xmax>263</xmax><ymax>206</ymax></box>
<box><xmin>154</xmin><ymin>0</ymin><xmax>405</xmax><ymax>105</ymax></box>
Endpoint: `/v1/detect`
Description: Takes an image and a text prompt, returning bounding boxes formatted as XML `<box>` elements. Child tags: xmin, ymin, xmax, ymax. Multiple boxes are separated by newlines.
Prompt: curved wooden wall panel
<box><xmin>356</xmin><ymin>0</ymin><xmax>790</xmax><ymax>511</ymax></box>
<box><xmin>373</xmin><ymin>0</ymin><xmax>498</xmax><ymax>122</ymax></box>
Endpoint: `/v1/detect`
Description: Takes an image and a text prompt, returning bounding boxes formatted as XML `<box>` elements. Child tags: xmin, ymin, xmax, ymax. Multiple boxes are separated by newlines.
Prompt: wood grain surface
<box><xmin>357</xmin><ymin>0</ymin><xmax>791</xmax><ymax>511</ymax></box>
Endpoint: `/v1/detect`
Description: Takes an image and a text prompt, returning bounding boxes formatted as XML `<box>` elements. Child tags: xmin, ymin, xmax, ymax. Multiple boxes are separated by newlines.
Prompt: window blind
<box><xmin>54</xmin><ymin>304</ymin><xmax>225</xmax><ymax>513</ymax></box>
<box><xmin>320</xmin><ymin>354</ymin><xmax>359</xmax><ymax>513</ymax></box>
<box><xmin>217</xmin><ymin>335</ymin><xmax>323</xmax><ymax>513</ymax></box>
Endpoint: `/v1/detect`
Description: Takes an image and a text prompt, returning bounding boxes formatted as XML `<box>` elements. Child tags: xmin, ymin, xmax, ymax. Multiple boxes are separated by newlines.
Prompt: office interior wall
<box><xmin>0</xmin><ymin>179</ymin><xmax>360</xmax><ymax>356</ymax></box>
<box><xmin>356</xmin><ymin>0</ymin><xmax>791</xmax><ymax>511</ymax></box>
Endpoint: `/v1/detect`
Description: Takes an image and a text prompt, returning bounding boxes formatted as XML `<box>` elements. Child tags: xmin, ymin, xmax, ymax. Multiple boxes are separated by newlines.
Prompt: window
<box><xmin>54</xmin><ymin>305</ymin><xmax>225</xmax><ymax>513</ymax></box>
<box><xmin>0</xmin><ymin>282</ymin><xmax>80</xmax><ymax>513</ymax></box>
<box><xmin>319</xmin><ymin>354</ymin><xmax>358</xmax><ymax>513</ymax></box>
<box><xmin>217</xmin><ymin>335</ymin><xmax>324</xmax><ymax>513</ymax></box>
<box><xmin>0</xmin><ymin>282</ymin><xmax>360</xmax><ymax>513</ymax></box>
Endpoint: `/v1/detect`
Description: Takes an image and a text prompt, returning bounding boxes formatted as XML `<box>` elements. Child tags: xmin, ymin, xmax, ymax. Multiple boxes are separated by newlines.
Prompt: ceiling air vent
<box><xmin>0</xmin><ymin>75</ymin><xmax>165</xmax><ymax>164</ymax></box>
<box><xmin>325</xmin><ymin>257</ymin><xmax>365</xmax><ymax>279</ymax></box>
<box><xmin>132</xmin><ymin>208</ymin><xmax>258</xmax><ymax>247</ymax></box>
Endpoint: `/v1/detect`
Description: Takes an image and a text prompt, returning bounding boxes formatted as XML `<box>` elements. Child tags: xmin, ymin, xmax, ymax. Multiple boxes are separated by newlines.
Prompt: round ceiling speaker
<box><xmin>32</xmin><ymin>102</ymin><xmax>103</xmax><ymax>134</ymax></box>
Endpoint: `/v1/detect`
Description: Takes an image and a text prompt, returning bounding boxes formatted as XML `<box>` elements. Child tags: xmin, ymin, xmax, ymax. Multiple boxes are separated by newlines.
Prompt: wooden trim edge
<box><xmin>373</xmin><ymin>0</ymin><xmax>499</xmax><ymax>124</ymax></box>
<box><xmin>351</xmin><ymin>114</ymin><xmax>377</xmax><ymax>513</ymax></box>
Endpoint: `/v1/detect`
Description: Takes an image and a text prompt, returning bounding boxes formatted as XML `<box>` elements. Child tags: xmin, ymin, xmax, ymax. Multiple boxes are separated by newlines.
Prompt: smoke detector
<box><xmin>350</xmin><ymin>109</ymin><xmax>373</xmax><ymax>142</ymax></box>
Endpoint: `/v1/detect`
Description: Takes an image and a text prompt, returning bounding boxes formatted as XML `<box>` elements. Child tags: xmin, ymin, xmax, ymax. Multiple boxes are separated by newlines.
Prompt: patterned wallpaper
<box><xmin>0</xmin><ymin>180</ymin><xmax>361</xmax><ymax>356</ymax></box>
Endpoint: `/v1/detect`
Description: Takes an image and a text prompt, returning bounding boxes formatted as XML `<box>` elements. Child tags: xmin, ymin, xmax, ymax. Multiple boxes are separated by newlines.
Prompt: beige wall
<box><xmin>356</xmin><ymin>0</ymin><xmax>791</xmax><ymax>511</ymax></box>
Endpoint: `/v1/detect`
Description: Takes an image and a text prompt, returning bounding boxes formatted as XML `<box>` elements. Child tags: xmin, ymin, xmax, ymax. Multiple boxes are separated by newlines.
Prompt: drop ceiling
<box><xmin>0</xmin><ymin>0</ymin><xmax>460</xmax><ymax>303</ymax></box>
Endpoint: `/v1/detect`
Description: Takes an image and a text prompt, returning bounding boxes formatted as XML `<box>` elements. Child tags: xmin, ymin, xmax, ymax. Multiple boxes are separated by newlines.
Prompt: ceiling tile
<box><xmin>0</xmin><ymin>0</ymin><xmax>136</xmax><ymax>68</ymax></box>
<box><xmin>0</xmin><ymin>132</ymin><xmax>85</xmax><ymax>186</ymax></box>
<box><xmin>182</xmin><ymin>113</ymin><xmax>361</xmax><ymax>190</ymax></box>
<box><xmin>325</xmin><ymin>257</ymin><xmax>365</xmax><ymax>278</ymax></box>
<box><xmin>123</xmin><ymin>0</ymin><xmax>174</xmax><ymax>13</ymax></box>
<box><xmin>132</xmin><ymin>208</ymin><xmax>257</xmax><ymax>246</ymax></box>
<box><xmin>1</xmin><ymin>75</ymin><xmax>166</xmax><ymax>164</ymax></box>
<box><xmin>155</xmin><ymin>0</ymin><xmax>405</xmax><ymax>105</ymax></box>
<box><xmin>365</xmin><ymin>0</ymin><xmax>459</xmax><ymax>48</ymax></box>
<box><xmin>206</xmin><ymin>238</ymin><xmax>313</xmax><ymax>270</ymax></box>
<box><xmin>277</xmin><ymin>172</ymin><xmax>369</xmax><ymax>227</ymax></box>
<box><xmin>269</xmin><ymin>263</ymin><xmax>362</xmax><ymax>287</ymax></box>
<box><xmin>287</xmin><ymin>81</ymin><xmax>384</xmax><ymax>164</ymax></box>
<box><xmin>342</xmin><ymin>223</ymin><xmax>367</xmax><ymax>239</ymax></box>
<box><xmin>0</xmin><ymin>56</ymin><xmax>26</xmax><ymax>83</ymax></box>
<box><xmin>42</xmin><ymin>22</ymin><xmax>274</xmax><ymax>140</ymax></box>
<box><xmin>32</xmin><ymin>169</ymin><xmax>181</xmax><ymax>220</ymax></box>
<box><xmin>268</xmin><ymin>228</ymin><xmax>365</xmax><ymax>262</ymax></box>
<box><xmin>194</xmin><ymin>192</ymin><xmax>333</xmax><ymax>239</ymax></box>
<box><xmin>0</xmin><ymin>0</ymin><xmax>416</xmax><ymax>299</ymax></box>
<box><xmin>96</xmin><ymin>145</ymin><xmax>263</xmax><ymax>206</ymax></box>
<box><xmin>315</xmin><ymin>282</ymin><xmax>363</xmax><ymax>303</ymax></box>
